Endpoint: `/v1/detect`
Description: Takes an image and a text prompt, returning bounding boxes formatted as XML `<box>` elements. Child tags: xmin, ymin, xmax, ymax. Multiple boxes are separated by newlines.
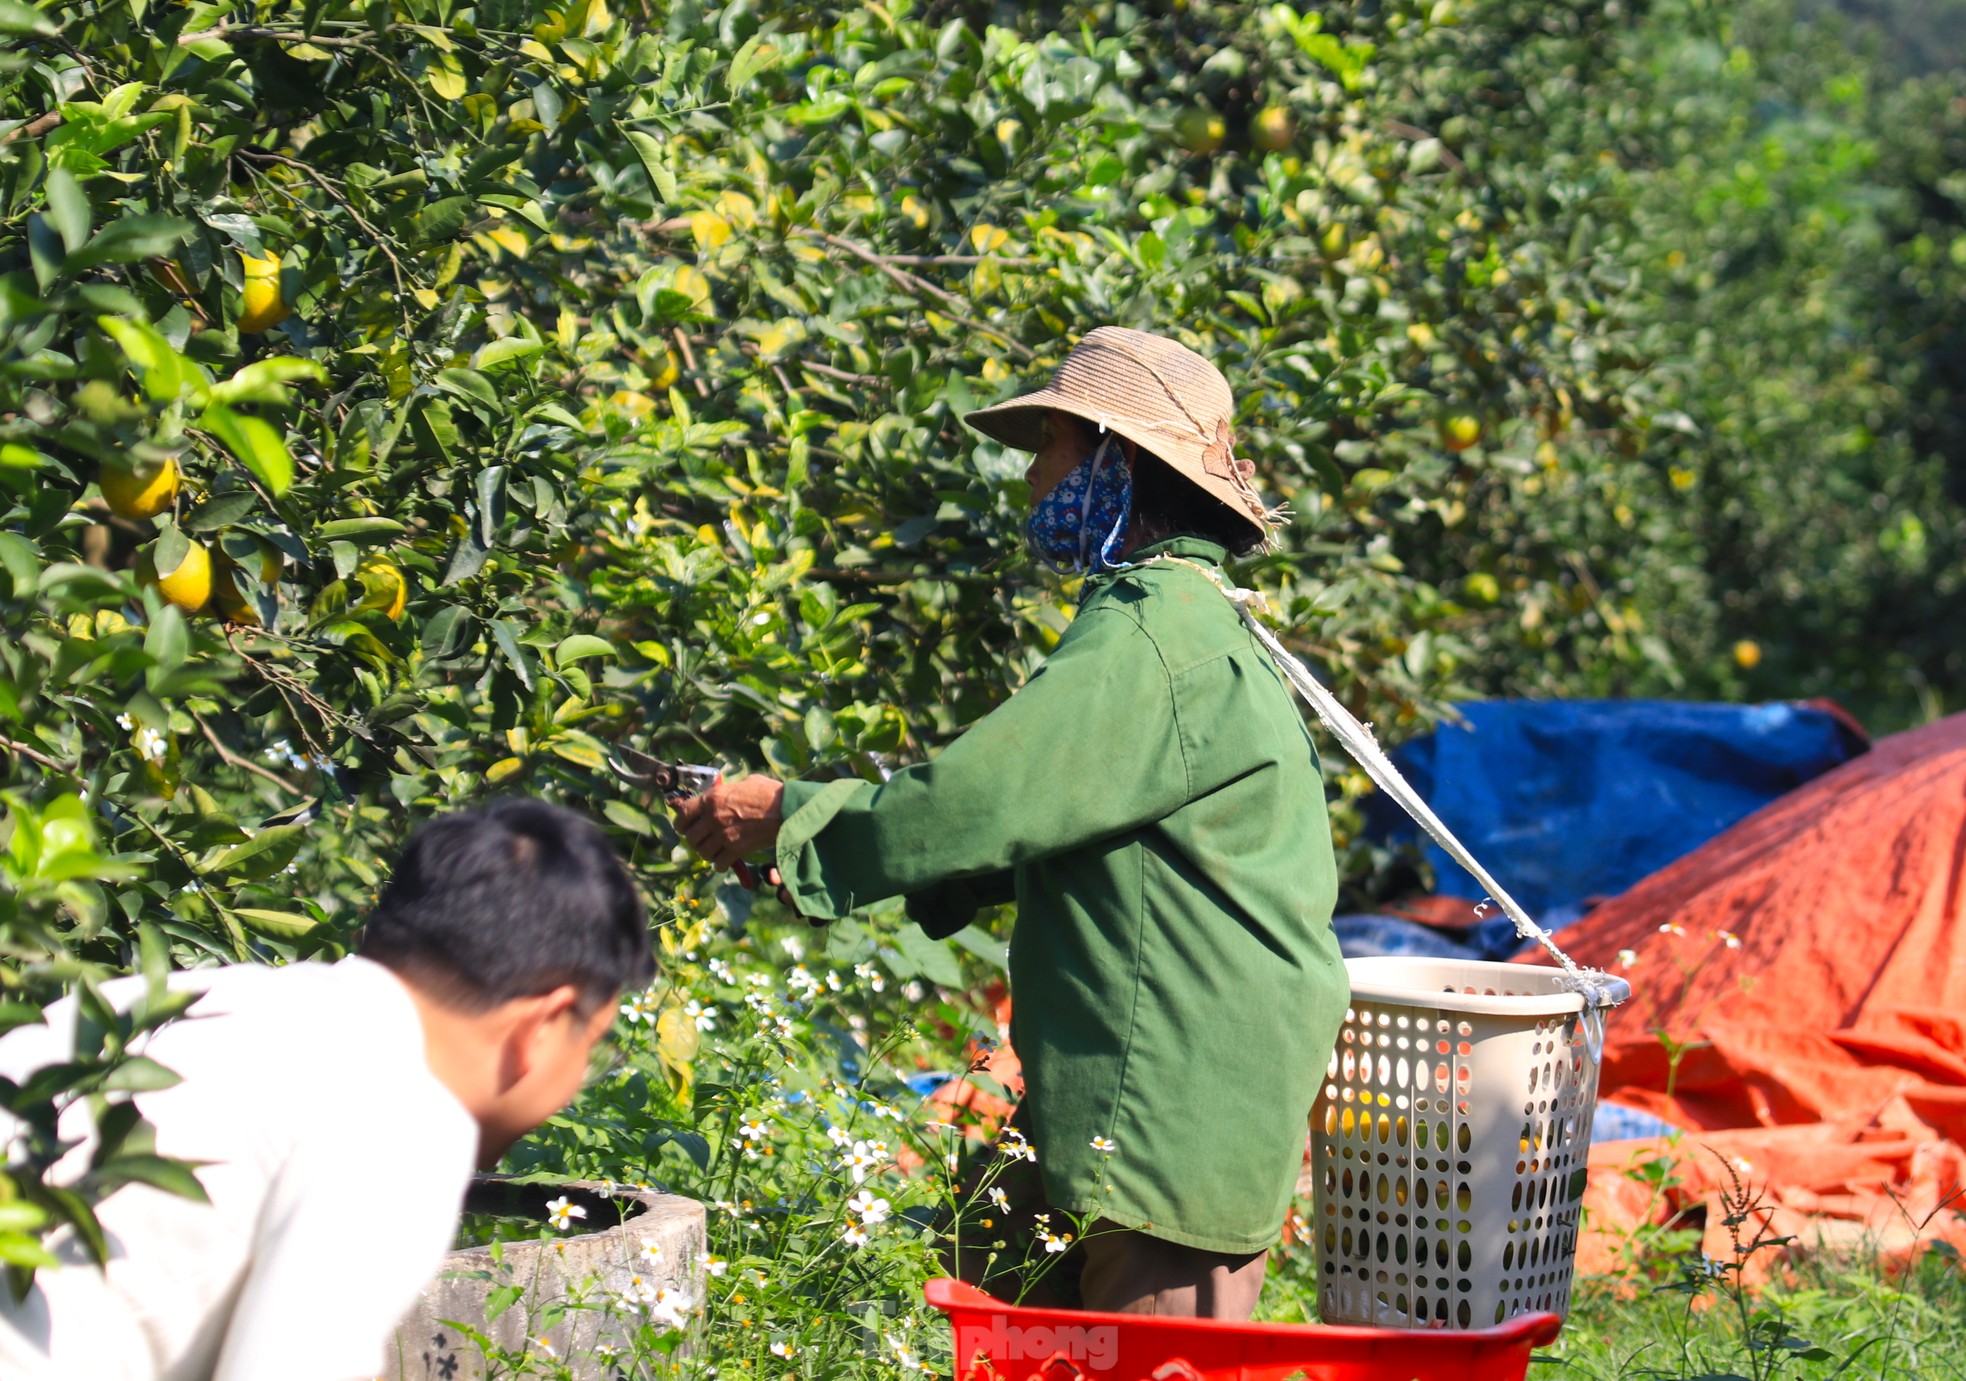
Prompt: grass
<box><xmin>467</xmin><ymin>912</ymin><xmax>1966</xmax><ymax>1379</ymax></box>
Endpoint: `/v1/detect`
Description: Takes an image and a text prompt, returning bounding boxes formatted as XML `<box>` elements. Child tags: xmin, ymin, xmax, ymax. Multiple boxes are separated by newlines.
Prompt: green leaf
<box><xmin>0</xmin><ymin>0</ymin><xmax>58</xmax><ymax>35</ymax></box>
<box><xmin>415</xmin><ymin>195</ymin><xmax>476</xmax><ymax>245</ymax></box>
<box><xmin>726</xmin><ymin>32</ymin><xmax>779</xmax><ymax>96</ymax></box>
<box><xmin>421</xmin><ymin>604</ymin><xmax>476</xmax><ymax>659</ymax></box>
<box><xmin>490</xmin><ymin>618</ymin><xmax>534</xmax><ymax>689</ymax></box>
<box><xmin>97</xmin><ymin>1153</ymin><xmax>210</xmax><ymax>1203</ymax></box>
<box><xmin>184</xmin><ymin>491</ymin><xmax>260</xmax><ymax>532</ymax></box>
<box><xmin>623</xmin><ymin>129</ymin><xmax>678</xmax><ymax>206</ymax></box>
<box><xmin>890</xmin><ymin>925</ymin><xmax>964</xmax><ymax>988</ymax></box>
<box><xmin>100</xmin><ymin>1056</ymin><xmax>183</xmax><ymax>1093</ymax></box>
<box><xmin>602</xmin><ymin>799</ymin><xmax>654</xmax><ymax>836</ymax></box>
<box><xmin>485</xmin><ymin>1282</ymin><xmax>524</xmax><ymax>1322</ymax></box>
<box><xmin>199</xmin><ymin>405</ymin><xmax>294</xmax><ymax>496</ymax></box>
<box><xmin>949</xmin><ymin>925</ymin><xmax>1009</xmax><ymax>971</ymax></box>
<box><xmin>0</xmin><ymin>531</ymin><xmax>40</xmax><ymax>596</ymax></box>
<box><xmin>149</xmin><ymin>525</ymin><xmax>190</xmax><ymax>580</ymax></box>
<box><xmin>232</xmin><ymin>908</ymin><xmax>318</xmax><ymax>939</ymax></box>
<box><xmin>65</xmin><ymin>215</ymin><xmax>195</xmax><ymax>273</ymax></box>
<box><xmin>142</xmin><ymin>603</ymin><xmax>187</xmax><ymax>677</ymax></box>
<box><xmin>202</xmin><ymin>824</ymin><xmax>305</xmax><ymax>880</ymax></box>
<box><xmin>553</xmin><ymin>633</ymin><xmax>615</xmax><ymax>665</ymax></box>
<box><xmin>313</xmin><ymin>517</ymin><xmax>407</xmax><ymax>542</ymax></box>
<box><xmin>43</xmin><ymin>167</ymin><xmax>90</xmax><ymax>253</ymax></box>
<box><xmin>206</xmin><ymin>357</ymin><xmax>327</xmax><ymax>407</ymax></box>
<box><xmin>474</xmin><ymin>336</ymin><xmax>546</xmax><ymax>370</ymax></box>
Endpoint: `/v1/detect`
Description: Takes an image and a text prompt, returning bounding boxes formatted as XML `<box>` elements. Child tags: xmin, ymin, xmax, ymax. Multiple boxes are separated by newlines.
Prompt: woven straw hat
<box><xmin>963</xmin><ymin>326</ymin><xmax>1280</xmax><ymax>546</ymax></box>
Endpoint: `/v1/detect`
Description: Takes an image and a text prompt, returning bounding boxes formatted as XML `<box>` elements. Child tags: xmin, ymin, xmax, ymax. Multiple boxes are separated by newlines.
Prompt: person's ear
<box><xmin>497</xmin><ymin>985</ymin><xmax>583</xmax><ymax>1092</ymax></box>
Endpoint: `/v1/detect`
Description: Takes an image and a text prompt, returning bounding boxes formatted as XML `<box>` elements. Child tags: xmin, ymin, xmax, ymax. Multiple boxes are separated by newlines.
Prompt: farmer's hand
<box><xmin>674</xmin><ymin>774</ymin><xmax>784</xmax><ymax>869</ymax></box>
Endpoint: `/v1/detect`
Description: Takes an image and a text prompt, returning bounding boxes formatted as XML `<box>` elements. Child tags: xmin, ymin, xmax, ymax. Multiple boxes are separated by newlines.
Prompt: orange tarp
<box><xmin>1520</xmin><ymin>712</ymin><xmax>1966</xmax><ymax>1274</ymax></box>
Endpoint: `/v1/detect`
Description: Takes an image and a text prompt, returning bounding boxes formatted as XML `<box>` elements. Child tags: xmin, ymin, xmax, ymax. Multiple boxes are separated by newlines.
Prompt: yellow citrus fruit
<box><xmin>237</xmin><ymin>251</ymin><xmax>289</xmax><ymax>334</ymax></box>
<box><xmin>1249</xmin><ymin>106</ymin><xmax>1294</xmax><ymax>152</ymax></box>
<box><xmin>1733</xmin><ymin>639</ymin><xmax>1762</xmax><ymax>670</ymax></box>
<box><xmin>213</xmin><ymin>549</ymin><xmax>282</xmax><ymax>625</ymax></box>
<box><xmin>1439</xmin><ymin>413</ymin><xmax>1483</xmax><ymax>452</ymax></box>
<box><xmin>1172</xmin><ymin>107</ymin><xmax>1227</xmax><ymax>154</ymax></box>
<box><xmin>355</xmin><ymin>555</ymin><xmax>408</xmax><ymax>621</ymax></box>
<box><xmin>138</xmin><ymin>540</ymin><xmax>213</xmax><ymax>615</ymax></box>
<box><xmin>649</xmin><ymin>347</ymin><xmax>681</xmax><ymax>392</ymax></box>
<box><xmin>100</xmin><ymin>457</ymin><xmax>180</xmax><ymax>521</ymax></box>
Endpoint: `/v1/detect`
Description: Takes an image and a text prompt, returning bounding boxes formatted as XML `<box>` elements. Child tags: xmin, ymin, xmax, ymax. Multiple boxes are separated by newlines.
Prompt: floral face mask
<box><xmin>1024</xmin><ymin>433</ymin><xmax>1132</xmax><ymax>574</ymax></box>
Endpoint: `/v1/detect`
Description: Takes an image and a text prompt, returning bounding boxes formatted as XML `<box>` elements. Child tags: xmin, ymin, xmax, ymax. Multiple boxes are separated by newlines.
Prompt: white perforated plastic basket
<box><xmin>1310</xmin><ymin>956</ymin><xmax>1624</xmax><ymax>1330</ymax></box>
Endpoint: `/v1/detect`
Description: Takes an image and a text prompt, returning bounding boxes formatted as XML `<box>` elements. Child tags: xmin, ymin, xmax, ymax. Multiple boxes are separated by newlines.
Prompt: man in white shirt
<box><xmin>0</xmin><ymin>797</ymin><xmax>652</xmax><ymax>1381</ymax></box>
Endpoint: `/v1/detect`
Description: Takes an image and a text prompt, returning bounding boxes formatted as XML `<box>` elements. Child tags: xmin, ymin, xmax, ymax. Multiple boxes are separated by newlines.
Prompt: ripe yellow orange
<box><xmin>1249</xmin><ymin>106</ymin><xmax>1294</xmax><ymax>152</ymax></box>
<box><xmin>1439</xmin><ymin>413</ymin><xmax>1483</xmax><ymax>452</ymax></box>
<box><xmin>100</xmin><ymin>457</ymin><xmax>180</xmax><ymax>521</ymax></box>
<box><xmin>649</xmin><ymin>347</ymin><xmax>681</xmax><ymax>392</ymax></box>
<box><xmin>237</xmin><ymin>251</ymin><xmax>289</xmax><ymax>334</ymax></box>
<box><xmin>1733</xmin><ymin>639</ymin><xmax>1762</xmax><ymax>670</ymax></box>
<box><xmin>355</xmin><ymin>555</ymin><xmax>408</xmax><ymax>621</ymax></box>
<box><xmin>138</xmin><ymin>540</ymin><xmax>213</xmax><ymax>615</ymax></box>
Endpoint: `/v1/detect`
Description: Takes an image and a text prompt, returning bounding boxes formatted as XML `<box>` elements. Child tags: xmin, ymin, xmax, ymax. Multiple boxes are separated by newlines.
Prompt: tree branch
<box><xmin>0</xmin><ymin>111</ymin><xmax>64</xmax><ymax>146</ymax></box>
<box><xmin>178</xmin><ymin>25</ymin><xmax>369</xmax><ymax>47</ymax></box>
<box><xmin>0</xmin><ymin>736</ymin><xmax>79</xmax><ymax>778</ymax></box>
<box><xmin>794</xmin><ymin>230</ymin><xmax>1037</xmax><ymax>361</ymax></box>
<box><xmin>191</xmin><ymin>714</ymin><xmax>301</xmax><ymax>795</ymax></box>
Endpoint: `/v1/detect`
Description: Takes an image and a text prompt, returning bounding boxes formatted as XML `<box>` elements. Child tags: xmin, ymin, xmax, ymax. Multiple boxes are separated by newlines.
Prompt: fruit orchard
<box><xmin>0</xmin><ymin>0</ymin><xmax>1961</xmax><ymax>1294</ymax></box>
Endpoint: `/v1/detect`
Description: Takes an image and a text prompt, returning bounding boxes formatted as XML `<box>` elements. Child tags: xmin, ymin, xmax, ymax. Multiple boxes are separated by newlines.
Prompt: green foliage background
<box><xmin>0</xmin><ymin>0</ymin><xmax>1960</xmax><ymax>1271</ymax></box>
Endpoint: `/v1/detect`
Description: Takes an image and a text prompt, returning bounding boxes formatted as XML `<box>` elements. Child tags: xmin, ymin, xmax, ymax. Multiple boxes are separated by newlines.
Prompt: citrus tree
<box><xmin>5</xmin><ymin>0</ymin><xmax>1959</xmax><ymax>1280</ymax></box>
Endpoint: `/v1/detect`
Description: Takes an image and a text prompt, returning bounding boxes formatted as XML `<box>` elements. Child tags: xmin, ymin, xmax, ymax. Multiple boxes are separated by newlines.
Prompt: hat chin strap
<box><xmin>1075</xmin><ymin>434</ymin><xmax>1125</xmax><ymax>569</ymax></box>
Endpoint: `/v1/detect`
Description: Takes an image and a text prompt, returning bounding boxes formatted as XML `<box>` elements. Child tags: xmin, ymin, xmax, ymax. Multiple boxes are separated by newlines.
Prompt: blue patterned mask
<box><xmin>1025</xmin><ymin>434</ymin><xmax>1132</xmax><ymax>574</ymax></box>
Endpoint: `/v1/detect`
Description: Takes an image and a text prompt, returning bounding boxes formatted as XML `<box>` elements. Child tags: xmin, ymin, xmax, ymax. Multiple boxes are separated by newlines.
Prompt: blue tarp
<box><xmin>1346</xmin><ymin>700</ymin><xmax>1866</xmax><ymax>958</ymax></box>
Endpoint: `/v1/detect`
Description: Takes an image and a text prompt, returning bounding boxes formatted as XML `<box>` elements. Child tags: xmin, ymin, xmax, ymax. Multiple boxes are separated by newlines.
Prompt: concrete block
<box><xmin>388</xmin><ymin>1177</ymin><xmax>705</xmax><ymax>1380</ymax></box>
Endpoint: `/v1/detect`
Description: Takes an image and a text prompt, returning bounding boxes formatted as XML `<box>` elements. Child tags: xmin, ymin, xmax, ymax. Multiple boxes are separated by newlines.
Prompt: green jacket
<box><xmin>775</xmin><ymin>537</ymin><xmax>1346</xmax><ymax>1253</ymax></box>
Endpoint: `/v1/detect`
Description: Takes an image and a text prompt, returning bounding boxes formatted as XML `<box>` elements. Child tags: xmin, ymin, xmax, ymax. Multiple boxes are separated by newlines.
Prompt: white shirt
<box><xmin>0</xmin><ymin>957</ymin><xmax>477</xmax><ymax>1381</ymax></box>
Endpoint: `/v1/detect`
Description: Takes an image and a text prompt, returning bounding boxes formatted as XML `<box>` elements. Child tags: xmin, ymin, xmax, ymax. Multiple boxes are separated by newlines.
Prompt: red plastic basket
<box><xmin>925</xmin><ymin>1278</ymin><xmax>1562</xmax><ymax>1381</ymax></box>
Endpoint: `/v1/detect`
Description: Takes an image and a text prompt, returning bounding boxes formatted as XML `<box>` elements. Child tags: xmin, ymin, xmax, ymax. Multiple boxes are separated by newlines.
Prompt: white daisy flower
<box><xmin>887</xmin><ymin>1334</ymin><xmax>921</xmax><ymax>1371</ymax></box>
<box><xmin>544</xmin><ymin>1196</ymin><xmax>586</xmax><ymax>1230</ymax></box>
<box><xmin>987</xmin><ymin>1186</ymin><xmax>1011</xmax><ymax>1212</ymax></box>
<box><xmin>769</xmin><ymin>1340</ymin><xmax>796</xmax><ymax>1359</ymax></box>
<box><xmin>842</xmin><ymin>1222</ymin><xmax>869</xmax><ymax>1247</ymax></box>
<box><xmin>1617</xmin><ymin>948</ymin><xmax>1639</xmax><ymax>969</ymax></box>
<box><xmin>647</xmin><ymin>1285</ymin><xmax>691</xmax><ymax>1329</ymax></box>
<box><xmin>839</xmin><ymin>1139</ymin><xmax>880</xmax><ymax>1183</ymax></box>
<box><xmin>848</xmin><ymin>1189</ymin><xmax>890</xmax><ymax>1225</ymax></box>
<box><xmin>1090</xmin><ymin>1135</ymin><xmax>1116</xmax><ymax>1153</ymax></box>
<box><xmin>997</xmin><ymin>1129</ymin><xmax>1037</xmax><ymax>1163</ymax></box>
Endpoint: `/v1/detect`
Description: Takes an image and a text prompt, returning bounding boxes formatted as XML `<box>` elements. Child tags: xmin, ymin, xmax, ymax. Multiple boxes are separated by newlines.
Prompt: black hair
<box><xmin>1128</xmin><ymin>450</ymin><xmax>1266</xmax><ymax>558</ymax></box>
<box><xmin>358</xmin><ymin>797</ymin><xmax>653</xmax><ymax>1014</ymax></box>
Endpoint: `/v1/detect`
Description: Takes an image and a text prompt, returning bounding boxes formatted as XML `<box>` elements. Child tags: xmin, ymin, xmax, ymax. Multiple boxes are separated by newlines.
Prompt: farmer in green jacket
<box><xmin>678</xmin><ymin>327</ymin><xmax>1347</xmax><ymax>1319</ymax></box>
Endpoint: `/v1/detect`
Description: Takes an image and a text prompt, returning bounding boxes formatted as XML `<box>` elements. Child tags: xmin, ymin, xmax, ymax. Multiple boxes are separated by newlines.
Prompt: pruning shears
<box><xmin>605</xmin><ymin>744</ymin><xmax>761</xmax><ymax>890</ymax></box>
